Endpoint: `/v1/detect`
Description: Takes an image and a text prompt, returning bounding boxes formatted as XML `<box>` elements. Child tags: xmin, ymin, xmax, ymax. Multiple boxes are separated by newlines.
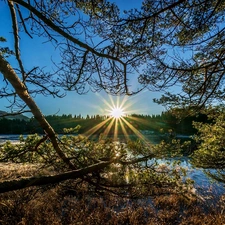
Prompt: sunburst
<box><xmin>83</xmin><ymin>94</ymin><xmax>151</xmax><ymax>146</ymax></box>
<box><xmin>110</xmin><ymin>107</ymin><xmax>125</xmax><ymax>119</ymax></box>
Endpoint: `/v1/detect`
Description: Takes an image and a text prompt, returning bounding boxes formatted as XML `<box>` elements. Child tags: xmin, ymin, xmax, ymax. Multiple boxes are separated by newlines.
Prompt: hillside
<box><xmin>0</xmin><ymin>110</ymin><xmax>29</xmax><ymax>121</ymax></box>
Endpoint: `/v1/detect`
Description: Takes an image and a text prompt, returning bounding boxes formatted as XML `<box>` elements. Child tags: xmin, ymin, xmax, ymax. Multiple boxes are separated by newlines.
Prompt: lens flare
<box><xmin>110</xmin><ymin>107</ymin><xmax>124</xmax><ymax>119</ymax></box>
<box><xmin>82</xmin><ymin>94</ymin><xmax>152</xmax><ymax>146</ymax></box>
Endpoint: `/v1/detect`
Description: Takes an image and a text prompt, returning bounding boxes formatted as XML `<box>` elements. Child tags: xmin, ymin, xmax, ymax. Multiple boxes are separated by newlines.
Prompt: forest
<box><xmin>0</xmin><ymin>110</ymin><xmax>208</xmax><ymax>135</ymax></box>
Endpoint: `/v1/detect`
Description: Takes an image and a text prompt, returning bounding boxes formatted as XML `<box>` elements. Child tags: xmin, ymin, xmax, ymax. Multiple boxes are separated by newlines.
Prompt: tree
<box><xmin>78</xmin><ymin>0</ymin><xmax>225</xmax><ymax>108</ymax></box>
<box><xmin>1</xmin><ymin>0</ymin><xmax>225</xmax><ymax>193</ymax></box>
<box><xmin>191</xmin><ymin>106</ymin><xmax>225</xmax><ymax>182</ymax></box>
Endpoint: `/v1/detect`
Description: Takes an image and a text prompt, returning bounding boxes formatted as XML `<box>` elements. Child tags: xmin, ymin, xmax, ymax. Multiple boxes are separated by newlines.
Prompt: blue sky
<box><xmin>0</xmin><ymin>0</ymin><xmax>165</xmax><ymax>117</ymax></box>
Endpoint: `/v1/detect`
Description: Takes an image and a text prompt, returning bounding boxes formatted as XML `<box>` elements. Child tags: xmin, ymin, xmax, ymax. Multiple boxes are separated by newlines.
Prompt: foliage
<box><xmin>1</xmin><ymin>2</ymin><xmax>225</xmax><ymax>221</ymax></box>
<box><xmin>63</xmin><ymin>125</ymin><xmax>81</xmax><ymax>134</ymax></box>
<box><xmin>1</xmin><ymin>0</ymin><xmax>225</xmax><ymax>112</ymax></box>
<box><xmin>0</xmin><ymin>134</ymin><xmax>194</xmax><ymax>197</ymax></box>
<box><xmin>192</xmin><ymin>107</ymin><xmax>225</xmax><ymax>167</ymax></box>
<box><xmin>0</xmin><ymin>134</ymin><xmax>55</xmax><ymax>164</ymax></box>
<box><xmin>191</xmin><ymin>106</ymin><xmax>225</xmax><ymax>182</ymax></box>
<box><xmin>0</xmin><ymin>37</ymin><xmax>14</xmax><ymax>57</ymax></box>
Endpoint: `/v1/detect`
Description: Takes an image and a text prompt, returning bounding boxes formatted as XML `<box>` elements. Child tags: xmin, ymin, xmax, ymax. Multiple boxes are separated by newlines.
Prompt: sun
<box><xmin>110</xmin><ymin>107</ymin><xmax>124</xmax><ymax>119</ymax></box>
<box><xmin>83</xmin><ymin>94</ymin><xmax>151</xmax><ymax>146</ymax></box>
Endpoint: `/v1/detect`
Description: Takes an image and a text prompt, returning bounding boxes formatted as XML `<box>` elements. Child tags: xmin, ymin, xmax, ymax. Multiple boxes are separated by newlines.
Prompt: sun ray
<box><xmin>84</xmin><ymin>117</ymin><xmax>112</xmax><ymax>138</ymax></box>
<box><xmin>116</xmin><ymin>95</ymin><xmax>120</xmax><ymax>108</ymax></box>
<box><xmin>108</xmin><ymin>95</ymin><xmax>117</xmax><ymax>109</ymax></box>
<box><xmin>83</xmin><ymin>93</ymin><xmax>151</xmax><ymax>142</ymax></box>
<box><xmin>128</xmin><ymin>115</ymin><xmax>150</xmax><ymax>124</ymax></box>
<box><xmin>97</xmin><ymin>93</ymin><xmax>115</xmax><ymax>111</ymax></box>
<box><xmin>119</xmin><ymin>95</ymin><xmax>129</xmax><ymax>109</ymax></box>
<box><xmin>103</xmin><ymin>117</ymin><xmax>115</xmax><ymax>137</ymax></box>
<box><xmin>114</xmin><ymin>118</ymin><xmax>118</xmax><ymax>140</ymax></box>
<box><xmin>118</xmin><ymin>118</ymin><xmax>130</xmax><ymax>141</ymax></box>
<box><xmin>121</xmin><ymin>117</ymin><xmax>152</xmax><ymax>147</ymax></box>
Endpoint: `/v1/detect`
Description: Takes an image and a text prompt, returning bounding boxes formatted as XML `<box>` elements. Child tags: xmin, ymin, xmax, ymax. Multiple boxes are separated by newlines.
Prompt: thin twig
<box><xmin>8</xmin><ymin>0</ymin><xmax>26</xmax><ymax>80</ymax></box>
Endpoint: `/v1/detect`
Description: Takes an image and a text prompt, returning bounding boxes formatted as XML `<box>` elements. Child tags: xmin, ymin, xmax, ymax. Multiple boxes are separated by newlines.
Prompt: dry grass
<box><xmin>0</xmin><ymin>162</ymin><xmax>56</xmax><ymax>180</ymax></box>
<box><xmin>0</xmin><ymin>163</ymin><xmax>225</xmax><ymax>225</ymax></box>
<box><xmin>0</xmin><ymin>163</ymin><xmax>40</xmax><ymax>179</ymax></box>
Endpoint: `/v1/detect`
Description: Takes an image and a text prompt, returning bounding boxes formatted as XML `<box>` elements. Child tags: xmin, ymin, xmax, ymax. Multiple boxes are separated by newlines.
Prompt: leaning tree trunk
<box><xmin>0</xmin><ymin>55</ymin><xmax>75</xmax><ymax>169</ymax></box>
<box><xmin>0</xmin><ymin>160</ymin><xmax>114</xmax><ymax>193</ymax></box>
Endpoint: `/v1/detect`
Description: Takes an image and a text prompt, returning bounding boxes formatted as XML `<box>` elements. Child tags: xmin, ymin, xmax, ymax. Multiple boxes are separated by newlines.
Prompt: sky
<box><xmin>0</xmin><ymin>0</ymin><xmax>165</xmax><ymax>118</ymax></box>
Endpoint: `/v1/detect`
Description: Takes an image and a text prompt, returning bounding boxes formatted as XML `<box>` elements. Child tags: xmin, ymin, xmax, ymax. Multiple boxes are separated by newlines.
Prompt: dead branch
<box><xmin>0</xmin><ymin>160</ymin><xmax>114</xmax><ymax>193</ymax></box>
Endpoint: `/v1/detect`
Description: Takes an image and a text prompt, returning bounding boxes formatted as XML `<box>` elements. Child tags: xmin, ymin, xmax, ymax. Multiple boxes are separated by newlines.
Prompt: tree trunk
<box><xmin>0</xmin><ymin>160</ymin><xmax>112</xmax><ymax>193</ymax></box>
<box><xmin>0</xmin><ymin>55</ymin><xmax>75</xmax><ymax>169</ymax></box>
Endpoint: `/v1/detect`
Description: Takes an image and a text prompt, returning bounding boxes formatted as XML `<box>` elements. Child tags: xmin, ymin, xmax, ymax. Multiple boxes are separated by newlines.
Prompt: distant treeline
<box><xmin>0</xmin><ymin>111</ymin><xmax>208</xmax><ymax>135</ymax></box>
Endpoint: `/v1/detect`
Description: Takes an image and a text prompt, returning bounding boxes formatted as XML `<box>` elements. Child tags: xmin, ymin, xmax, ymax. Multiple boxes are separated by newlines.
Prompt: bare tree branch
<box><xmin>13</xmin><ymin>0</ymin><xmax>125</xmax><ymax>66</ymax></box>
<box><xmin>8</xmin><ymin>0</ymin><xmax>26</xmax><ymax>80</ymax></box>
<box><xmin>15</xmin><ymin>4</ymin><xmax>33</xmax><ymax>39</ymax></box>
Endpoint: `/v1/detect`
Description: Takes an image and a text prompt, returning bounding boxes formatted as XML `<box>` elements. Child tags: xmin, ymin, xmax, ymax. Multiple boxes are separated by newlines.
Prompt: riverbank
<box><xmin>0</xmin><ymin>162</ymin><xmax>225</xmax><ymax>225</ymax></box>
<box><xmin>1</xmin><ymin>134</ymin><xmax>225</xmax><ymax>224</ymax></box>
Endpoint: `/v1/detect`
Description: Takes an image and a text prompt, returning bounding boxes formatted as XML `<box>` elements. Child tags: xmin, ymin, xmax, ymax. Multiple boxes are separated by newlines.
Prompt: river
<box><xmin>0</xmin><ymin>134</ymin><xmax>25</xmax><ymax>144</ymax></box>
